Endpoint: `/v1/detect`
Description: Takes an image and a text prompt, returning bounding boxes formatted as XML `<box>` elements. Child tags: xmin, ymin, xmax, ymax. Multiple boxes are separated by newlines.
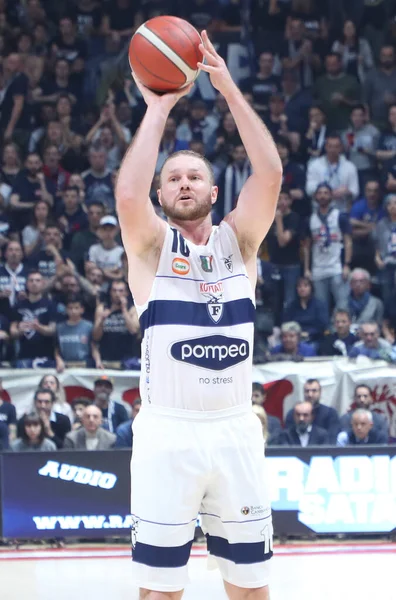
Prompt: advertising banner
<box><xmin>1</xmin><ymin>447</ymin><xmax>395</xmax><ymax>539</ymax></box>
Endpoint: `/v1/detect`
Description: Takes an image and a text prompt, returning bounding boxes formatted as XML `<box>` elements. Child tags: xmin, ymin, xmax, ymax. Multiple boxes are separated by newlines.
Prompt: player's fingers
<box><xmin>201</xmin><ymin>30</ymin><xmax>218</xmax><ymax>56</ymax></box>
<box><xmin>197</xmin><ymin>62</ymin><xmax>217</xmax><ymax>73</ymax></box>
<box><xmin>199</xmin><ymin>44</ymin><xmax>218</xmax><ymax>65</ymax></box>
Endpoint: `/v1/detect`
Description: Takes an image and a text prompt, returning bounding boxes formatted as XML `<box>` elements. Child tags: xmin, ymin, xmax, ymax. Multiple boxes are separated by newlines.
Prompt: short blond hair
<box><xmin>252</xmin><ymin>404</ymin><xmax>269</xmax><ymax>442</ymax></box>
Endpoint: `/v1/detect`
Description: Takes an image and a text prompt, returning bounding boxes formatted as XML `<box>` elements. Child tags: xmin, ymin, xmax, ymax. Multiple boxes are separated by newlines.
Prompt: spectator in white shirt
<box><xmin>86</xmin><ymin>215</ymin><xmax>123</xmax><ymax>281</ymax></box>
<box><xmin>306</xmin><ymin>134</ymin><xmax>359</xmax><ymax>211</ymax></box>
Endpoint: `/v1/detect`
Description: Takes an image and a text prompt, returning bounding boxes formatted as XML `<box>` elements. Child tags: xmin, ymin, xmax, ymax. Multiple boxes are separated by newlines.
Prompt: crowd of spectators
<box><xmin>1</xmin><ymin>2</ymin><xmax>396</xmax><ymax>368</ymax></box>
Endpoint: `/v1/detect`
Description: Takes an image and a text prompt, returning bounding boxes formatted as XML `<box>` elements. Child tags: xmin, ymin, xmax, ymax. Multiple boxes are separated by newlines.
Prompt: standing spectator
<box><xmin>11</xmin><ymin>412</ymin><xmax>57</xmax><ymax>452</ymax></box>
<box><xmin>86</xmin><ymin>101</ymin><xmax>131</xmax><ymax>171</ymax></box>
<box><xmin>277</xmin><ymin>137</ymin><xmax>306</xmax><ymax>214</ymax></box>
<box><xmin>57</xmin><ymin>186</ymin><xmax>88</xmax><ymax>250</ymax></box>
<box><xmin>375</xmin><ymin>194</ymin><xmax>396</xmax><ymax>306</ymax></box>
<box><xmin>0</xmin><ymin>53</ymin><xmax>29</xmax><ymax>144</ymax></box>
<box><xmin>40</xmin><ymin>59</ymin><xmax>80</xmax><ymax>104</ymax></box>
<box><xmin>303</xmin><ymin>183</ymin><xmax>352</xmax><ymax>314</ymax></box>
<box><xmin>217</xmin><ymin>145</ymin><xmax>251</xmax><ymax>218</ymax></box>
<box><xmin>69</xmin><ymin>201</ymin><xmax>105</xmax><ymax>274</ymax></box>
<box><xmin>284</xmin><ymin>378</ymin><xmax>341</xmax><ymax>443</ymax></box>
<box><xmin>281</xmin><ymin>69</ymin><xmax>313</xmax><ymax>135</ymax></box>
<box><xmin>93</xmin><ymin>279</ymin><xmax>140</xmax><ymax>365</ymax></box>
<box><xmin>303</xmin><ymin>105</ymin><xmax>328</xmax><ymax>162</ymax></box>
<box><xmin>273</xmin><ymin>401</ymin><xmax>329</xmax><ymax>446</ymax></box>
<box><xmin>22</xmin><ymin>200</ymin><xmax>53</xmax><ymax>258</ymax></box>
<box><xmin>264</xmin><ymin>94</ymin><xmax>300</xmax><ymax>153</ymax></box>
<box><xmin>87</xmin><ymin>216</ymin><xmax>124</xmax><ymax>280</ymax></box>
<box><xmin>349</xmin><ymin>180</ymin><xmax>384</xmax><ymax>273</ymax></box>
<box><xmin>101</xmin><ymin>0</ymin><xmax>143</xmax><ymax>55</ymax></box>
<box><xmin>266</xmin><ymin>187</ymin><xmax>301</xmax><ymax>307</ymax></box>
<box><xmin>0</xmin><ymin>142</ymin><xmax>22</xmax><ymax>188</ymax></box>
<box><xmin>10</xmin><ymin>270</ymin><xmax>56</xmax><ymax>368</ymax></box>
<box><xmin>319</xmin><ymin>309</ymin><xmax>357</xmax><ymax>356</ymax></box>
<box><xmin>0</xmin><ymin>315</ymin><xmax>10</xmax><ymax>363</ymax></box>
<box><xmin>0</xmin><ymin>241</ymin><xmax>28</xmax><ymax>310</ymax></box>
<box><xmin>17</xmin><ymin>388</ymin><xmax>71</xmax><ymax>449</ymax></box>
<box><xmin>376</xmin><ymin>104</ymin><xmax>396</xmax><ymax>163</ymax></box>
<box><xmin>92</xmin><ymin>375</ymin><xmax>128</xmax><ymax>433</ymax></box>
<box><xmin>0</xmin><ymin>377</ymin><xmax>17</xmax><ymax>441</ymax></box>
<box><xmin>51</xmin><ymin>15</ymin><xmax>87</xmax><ymax>72</ymax></box>
<box><xmin>10</xmin><ymin>153</ymin><xmax>56</xmax><ymax>229</ymax></box>
<box><xmin>340</xmin><ymin>384</ymin><xmax>388</xmax><ymax>442</ymax></box>
<box><xmin>39</xmin><ymin>373</ymin><xmax>73</xmax><ymax>421</ymax></box>
<box><xmin>306</xmin><ymin>136</ymin><xmax>359</xmax><ymax>211</ymax></box>
<box><xmin>115</xmin><ymin>397</ymin><xmax>141</xmax><ymax>449</ymax></box>
<box><xmin>283</xmin><ymin>276</ymin><xmax>329</xmax><ymax>343</ymax></box>
<box><xmin>176</xmin><ymin>100</ymin><xmax>218</xmax><ymax>150</ymax></box>
<box><xmin>270</xmin><ymin>321</ymin><xmax>316</xmax><ymax>359</ymax></box>
<box><xmin>29</xmin><ymin>225</ymin><xmax>67</xmax><ymax>279</ymax></box>
<box><xmin>341</xmin><ymin>104</ymin><xmax>379</xmax><ymax>189</ymax></box>
<box><xmin>343</xmin><ymin>268</ymin><xmax>384</xmax><ymax>327</ymax></box>
<box><xmin>331</xmin><ymin>20</ymin><xmax>374</xmax><ymax>83</ymax></box>
<box><xmin>349</xmin><ymin>321</ymin><xmax>393</xmax><ymax>361</ymax></box>
<box><xmin>254</xmin><ymin>259</ymin><xmax>279</xmax><ymax>360</ymax></box>
<box><xmin>313</xmin><ymin>53</ymin><xmax>361</xmax><ymax>132</ymax></box>
<box><xmin>241</xmin><ymin>52</ymin><xmax>281</xmax><ymax>116</ymax></box>
<box><xmin>337</xmin><ymin>409</ymin><xmax>386</xmax><ymax>446</ymax></box>
<box><xmin>280</xmin><ymin>17</ymin><xmax>321</xmax><ymax>89</ymax></box>
<box><xmin>82</xmin><ymin>145</ymin><xmax>114</xmax><ymax>212</ymax></box>
<box><xmin>363</xmin><ymin>45</ymin><xmax>396</xmax><ymax>128</ymax></box>
<box><xmin>64</xmin><ymin>405</ymin><xmax>116</xmax><ymax>450</ymax></box>
<box><xmin>155</xmin><ymin>116</ymin><xmax>189</xmax><ymax>174</ymax></box>
<box><xmin>42</xmin><ymin>144</ymin><xmax>71</xmax><ymax>199</ymax></box>
<box><xmin>207</xmin><ymin>112</ymin><xmax>241</xmax><ymax>175</ymax></box>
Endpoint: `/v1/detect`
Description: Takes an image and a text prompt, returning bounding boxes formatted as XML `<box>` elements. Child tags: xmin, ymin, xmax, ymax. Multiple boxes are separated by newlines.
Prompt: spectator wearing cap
<box><xmin>155</xmin><ymin>116</ymin><xmax>189</xmax><ymax>174</ymax></box>
<box><xmin>340</xmin><ymin>384</ymin><xmax>388</xmax><ymax>443</ymax></box>
<box><xmin>374</xmin><ymin>194</ymin><xmax>396</xmax><ymax>306</ymax></box>
<box><xmin>251</xmin><ymin>383</ymin><xmax>282</xmax><ymax>440</ymax></box>
<box><xmin>176</xmin><ymin>100</ymin><xmax>218</xmax><ymax>150</ymax></box>
<box><xmin>93</xmin><ymin>376</ymin><xmax>129</xmax><ymax>433</ymax></box>
<box><xmin>115</xmin><ymin>397</ymin><xmax>141</xmax><ymax>449</ymax></box>
<box><xmin>303</xmin><ymin>183</ymin><xmax>352</xmax><ymax>315</ymax></box>
<box><xmin>270</xmin><ymin>322</ymin><xmax>316</xmax><ymax>359</ymax></box>
<box><xmin>64</xmin><ymin>405</ymin><xmax>116</xmax><ymax>450</ymax></box>
<box><xmin>82</xmin><ymin>145</ymin><xmax>114</xmax><ymax>213</ymax></box>
<box><xmin>240</xmin><ymin>51</ymin><xmax>281</xmax><ymax>116</ymax></box>
<box><xmin>57</xmin><ymin>186</ymin><xmax>88</xmax><ymax>250</ymax></box>
<box><xmin>340</xmin><ymin>268</ymin><xmax>384</xmax><ymax>327</ymax></box>
<box><xmin>312</xmin><ymin>53</ymin><xmax>361</xmax><ymax>132</ymax></box>
<box><xmin>337</xmin><ymin>409</ymin><xmax>385</xmax><ymax>446</ymax></box>
<box><xmin>87</xmin><ymin>215</ymin><xmax>124</xmax><ymax>281</ymax></box>
<box><xmin>306</xmin><ymin>135</ymin><xmax>359</xmax><ymax>212</ymax></box>
<box><xmin>70</xmin><ymin>202</ymin><xmax>105</xmax><ymax>274</ymax></box>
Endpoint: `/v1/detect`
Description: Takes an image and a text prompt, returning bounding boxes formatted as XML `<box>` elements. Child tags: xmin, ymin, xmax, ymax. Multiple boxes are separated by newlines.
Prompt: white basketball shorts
<box><xmin>130</xmin><ymin>404</ymin><xmax>273</xmax><ymax>592</ymax></box>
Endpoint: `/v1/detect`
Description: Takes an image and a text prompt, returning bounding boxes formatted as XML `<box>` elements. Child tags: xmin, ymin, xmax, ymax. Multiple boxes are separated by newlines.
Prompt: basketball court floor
<box><xmin>0</xmin><ymin>542</ymin><xmax>395</xmax><ymax>600</ymax></box>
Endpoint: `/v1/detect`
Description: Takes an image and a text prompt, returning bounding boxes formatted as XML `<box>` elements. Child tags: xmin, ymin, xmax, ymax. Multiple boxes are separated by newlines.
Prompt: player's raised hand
<box><xmin>131</xmin><ymin>71</ymin><xmax>194</xmax><ymax>111</ymax></box>
<box><xmin>197</xmin><ymin>30</ymin><xmax>236</xmax><ymax>98</ymax></box>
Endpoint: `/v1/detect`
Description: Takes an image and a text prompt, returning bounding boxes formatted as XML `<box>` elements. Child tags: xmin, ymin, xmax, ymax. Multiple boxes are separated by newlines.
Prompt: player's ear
<box><xmin>157</xmin><ymin>188</ymin><xmax>162</xmax><ymax>205</ymax></box>
<box><xmin>211</xmin><ymin>185</ymin><xmax>218</xmax><ymax>205</ymax></box>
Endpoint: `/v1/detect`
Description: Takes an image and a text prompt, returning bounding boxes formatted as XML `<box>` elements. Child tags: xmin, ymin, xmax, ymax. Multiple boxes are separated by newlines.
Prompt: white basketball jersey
<box><xmin>135</xmin><ymin>221</ymin><xmax>255</xmax><ymax>412</ymax></box>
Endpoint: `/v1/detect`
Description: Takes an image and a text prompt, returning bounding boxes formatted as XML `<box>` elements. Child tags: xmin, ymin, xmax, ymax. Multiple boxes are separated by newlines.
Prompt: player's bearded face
<box><xmin>161</xmin><ymin>190</ymin><xmax>213</xmax><ymax>221</ymax></box>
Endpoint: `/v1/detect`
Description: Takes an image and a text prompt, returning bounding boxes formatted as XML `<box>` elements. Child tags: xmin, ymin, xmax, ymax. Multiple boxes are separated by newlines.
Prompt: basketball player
<box><xmin>116</xmin><ymin>32</ymin><xmax>282</xmax><ymax>600</ymax></box>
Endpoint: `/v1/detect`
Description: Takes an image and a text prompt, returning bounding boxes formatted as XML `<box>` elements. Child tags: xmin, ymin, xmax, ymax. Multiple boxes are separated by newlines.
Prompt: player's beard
<box><xmin>162</xmin><ymin>194</ymin><xmax>212</xmax><ymax>222</ymax></box>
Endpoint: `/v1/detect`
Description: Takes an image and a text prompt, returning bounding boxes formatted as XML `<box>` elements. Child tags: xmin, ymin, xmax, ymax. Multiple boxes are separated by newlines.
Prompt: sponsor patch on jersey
<box><xmin>169</xmin><ymin>334</ymin><xmax>250</xmax><ymax>371</ymax></box>
<box><xmin>222</xmin><ymin>254</ymin><xmax>233</xmax><ymax>273</ymax></box>
<box><xmin>200</xmin><ymin>282</ymin><xmax>224</xmax><ymax>324</ymax></box>
<box><xmin>172</xmin><ymin>257</ymin><xmax>190</xmax><ymax>275</ymax></box>
<box><xmin>200</xmin><ymin>255</ymin><xmax>213</xmax><ymax>272</ymax></box>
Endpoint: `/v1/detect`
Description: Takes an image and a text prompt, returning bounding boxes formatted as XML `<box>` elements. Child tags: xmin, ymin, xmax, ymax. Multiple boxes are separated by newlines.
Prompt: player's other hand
<box><xmin>131</xmin><ymin>71</ymin><xmax>194</xmax><ymax>111</ymax></box>
<box><xmin>198</xmin><ymin>30</ymin><xmax>236</xmax><ymax>99</ymax></box>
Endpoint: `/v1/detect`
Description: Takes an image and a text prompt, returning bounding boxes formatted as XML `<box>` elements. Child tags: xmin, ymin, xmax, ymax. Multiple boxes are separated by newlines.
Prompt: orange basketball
<box><xmin>129</xmin><ymin>16</ymin><xmax>203</xmax><ymax>93</ymax></box>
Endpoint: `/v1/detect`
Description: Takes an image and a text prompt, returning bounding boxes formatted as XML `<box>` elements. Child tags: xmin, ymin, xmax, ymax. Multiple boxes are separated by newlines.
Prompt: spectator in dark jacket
<box><xmin>114</xmin><ymin>398</ymin><xmax>141</xmax><ymax>449</ymax></box>
<box><xmin>337</xmin><ymin>409</ymin><xmax>387</xmax><ymax>445</ymax></box>
<box><xmin>283</xmin><ymin>277</ymin><xmax>329</xmax><ymax>343</ymax></box>
<box><xmin>273</xmin><ymin>401</ymin><xmax>329</xmax><ymax>446</ymax></box>
<box><xmin>17</xmin><ymin>388</ymin><xmax>71</xmax><ymax>449</ymax></box>
<box><xmin>284</xmin><ymin>379</ymin><xmax>340</xmax><ymax>443</ymax></box>
<box><xmin>0</xmin><ymin>421</ymin><xmax>9</xmax><ymax>450</ymax></box>
<box><xmin>319</xmin><ymin>309</ymin><xmax>357</xmax><ymax>356</ymax></box>
<box><xmin>340</xmin><ymin>384</ymin><xmax>388</xmax><ymax>442</ymax></box>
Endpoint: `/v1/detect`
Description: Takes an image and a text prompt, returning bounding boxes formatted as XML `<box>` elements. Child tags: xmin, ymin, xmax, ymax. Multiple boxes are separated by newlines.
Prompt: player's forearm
<box><xmin>225</xmin><ymin>89</ymin><xmax>282</xmax><ymax>180</ymax></box>
<box><xmin>116</xmin><ymin>106</ymin><xmax>168</xmax><ymax>206</ymax></box>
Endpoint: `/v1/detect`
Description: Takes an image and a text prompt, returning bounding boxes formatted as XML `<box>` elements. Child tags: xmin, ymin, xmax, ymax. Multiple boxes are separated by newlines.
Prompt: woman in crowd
<box><xmin>38</xmin><ymin>373</ymin><xmax>73</xmax><ymax>421</ymax></box>
<box><xmin>331</xmin><ymin>20</ymin><xmax>373</xmax><ymax>82</ymax></box>
<box><xmin>22</xmin><ymin>199</ymin><xmax>53</xmax><ymax>257</ymax></box>
<box><xmin>283</xmin><ymin>277</ymin><xmax>329</xmax><ymax>343</ymax></box>
<box><xmin>0</xmin><ymin>142</ymin><xmax>22</xmax><ymax>187</ymax></box>
<box><xmin>10</xmin><ymin>412</ymin><xmax>57</xmax><ymax>451</ymax></box>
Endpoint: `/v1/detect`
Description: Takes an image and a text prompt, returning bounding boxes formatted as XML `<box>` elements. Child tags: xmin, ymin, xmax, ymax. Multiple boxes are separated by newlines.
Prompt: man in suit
<box><xmin>17</xmin><ymin>388</ymin><xmax>71</xmax><ymax>449</ymax></box>
<box><xmin>284</xmin><ymin>378</ymin><xmax>340</xmax><ymax>443</ymax></box>
<box><xmin>275</xmin><ymin>401</ymin><xmax>329</xmax><ymax>446</ymax></box>
<box><xmin>251</xmin><ymin>382</ymin><xmax>282</xmax><ymax>439</ymax></box>
<box><xmin>64</xmin><ymin>404</ymin><xmax>116</xmax><ymax>450</ymax></box>
<box><xmin>340</xmin><ymin>384</ymin><xmax>388</xmax><ymax>443</ymax></box>
<box><xmin>337</xmin><ymin>409</ymin><xmax>386</xmax><ymax>446</ymax></box>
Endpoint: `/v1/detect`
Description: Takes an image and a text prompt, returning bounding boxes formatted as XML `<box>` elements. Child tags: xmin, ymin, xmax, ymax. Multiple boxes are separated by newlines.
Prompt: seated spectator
<box><xmin>341</xmin><ymin>105</ymin><xmax>379</xmax><ymax>189</ymax></box>
<box><xmin>349</xmin><ymin>321</ymin><xmax>393</xmax><ymax>361</ymax></box>
<box><xmin>57</xmin><ymin>186</ymin><xmax>88</xmax><ymax>250</ymax></box>
<box><xmin>93</xmin><ymin>279</ymin><xmax>140</xmax><ymax>366</ymax></box>
<box><xmin>11</xmin><ymin>270</ymin><xmax>56</xmax><ymax>368</ymax></box>
<box><xmin>70</xmin><ymin>396</ymin><xmax>92</xmax><ymax>431</ymax></box>
<box><xmin>11</xmin><ymin>412</ymin><xmax>57</xmax><ymax>452</ymax></box>
<box><xmin>28</xmin><ymin>225</ymin><xmax>67</xmax><ymax>279</ymax></box>
<box><xmin>267</xmin><ymin>187</ymin><xmax>301</xmax><ymax>307</ymax></box>
<box><xmin>252</xmin><ymin>404</ymin><xmax>269</xmax><ymax>443</ymax></box>
<box><xmin>115</xmin><ymin>397</ymin><xmax>141</xmax><ymax>449</ymax></box>
<box><xmin>39</xmin><ymin>373</ymin><xmax>73</xmax><ymax>421</ymax></box>
<box><xmin>312</xmin><ymin>52</ymin><xmax>361</xmax><ymax>132</ymax></box>
<box><xmin>82</xmin><ymin>145</ymin><xmax>114</xmax><ymax>212</ymax></box>
<box><xmin>254</xmin><ymin>259</ymin><xmax>279</xmax><ymax>361</ymax></box>
<box><xmin>241</xmin><ymin>51</ymin><xmax>281</xmax><ymax>116</ymax></box>
<box><xmin>22</xmin><ymin>200</ymin><xmax>53</xmax><ymax>258</ymax></box>
<box><xmin>306</xmin><ymin>135</ymin><xmax>359</xmax><ymax>212</ymax></box>
<box><xmin>349</xmin><ymin>180</ymin><xmax>384</xmax><ymax>274</ymax></box>
<box><xmin>251</xmin><ymin>382</ymin><xmax>282</xmax><ymax>439</ymax></box>
<box><xmin>277</xmin><ymin>138</ymin><xmax>307</xmax><ymax>216</ymax></box>
<box><xmin>374</xmin><ymin>194</ymin><xmax>396</xmax><ymax>306</ymax></box>
<box><xmin>70</xmin><ymin>201</ymin><xmax>105</xmax><ymax>274</ymax></box>
<box><xmin>303</xmin><ymin>105</ymin><xmax>328</xmax><ymax>162</ymax></box>
<box><xmin>10</xmin><ymin>152</ymin><xmax>56</xmax><ymax>230</ymax></box>
<box><xmin>0</xmin><ymin>421</ymin><xmax>9</xmax><ymax>450</ymax></box>
<box><xmin>217</xmin><ymin>145</ymin><xmax>251</xmax><ymax>218</ymax></box>
<box><xmin>376</xmin><ymin>103</ymin><xmax>396</xmax><ymax>163</ymax></box>
<box><xmin>340</xmin><ymin>384</ymin><xmax>388</xmax><ymax>443</ymax></box>
<box><xmin>283</xmin><ymin>276</ymin><xmax>328</xmax><ymax>343</ymax></box>
<box><xmin>341</xmin><ymin>268</ymin><xmax>383</xmax><ymax>328</ymax></box>
<box><xmin>270</xmin><ymin>321</ymin><xmax>316</xmax><ymax>359</ymax></box>
<box><xmin>284</xmin><ymin>378</ymin><xmax>341</xmax><ymax>443</ymax></box>
<box><xmin>55</xmin><ymin>295</ymin><xmax>100</xmax><ymax>372</ymax></box>
<box><xmin>319</xmin><ymin>309</ymin><xmax>357</xmax><ymax>356</ymax></box>
<box><xmin>337</xmin><ymin>409</ymin><xmax>386</xmax><ymax>446</ymax></box>
<box><xmin>0</xmin><ymin>377</ymin><xmax>17</xmax><ymax>441</ymax></box>
<box><xmin>64</xmin><ymin>404</ymin><xmax>116</xmax><ymax>450</ymax></box>
<box><xmin>273</xmin><ymin>400</ymin><xmax>329</xmax><ymax>446</ymax></box>
<box><xmin>93</xmin><ymin>375</ymin><xmax>128</xmax><ymax>433</ymax></box>
<box><xmin>155</xmin><ymin>116</ymin><xmax>189</xmax><ymax>174</ymax></box>
<box><xmin>331</xmin><ymin>20</ymin><xmax>374</xmax><ymax>83</ymax></box>
<box><xmin>303</xmin><ymin>183</ymin><xmax>352</xmax><ymax>314</ymax></box>
<box><xmin>0</xmin><ymin>241</ymin><xmax>28</xmax><ymax>317</ymax></box>
<box><xmin>87</xmin><ymin>216</ymin><xmax>124</xmax><ymax>281</ymax></box>
<box><xmin>17</xmin><ymin>387</ymin><xmax>71</xmax><ymax>449</ymax></box>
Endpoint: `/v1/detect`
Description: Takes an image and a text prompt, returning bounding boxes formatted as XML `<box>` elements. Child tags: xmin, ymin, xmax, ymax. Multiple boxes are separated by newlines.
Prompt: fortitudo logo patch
<box><xmin>170</xmin><ymin>335</ymin><xmax>250</xmax><ymax>371</ymax></box>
